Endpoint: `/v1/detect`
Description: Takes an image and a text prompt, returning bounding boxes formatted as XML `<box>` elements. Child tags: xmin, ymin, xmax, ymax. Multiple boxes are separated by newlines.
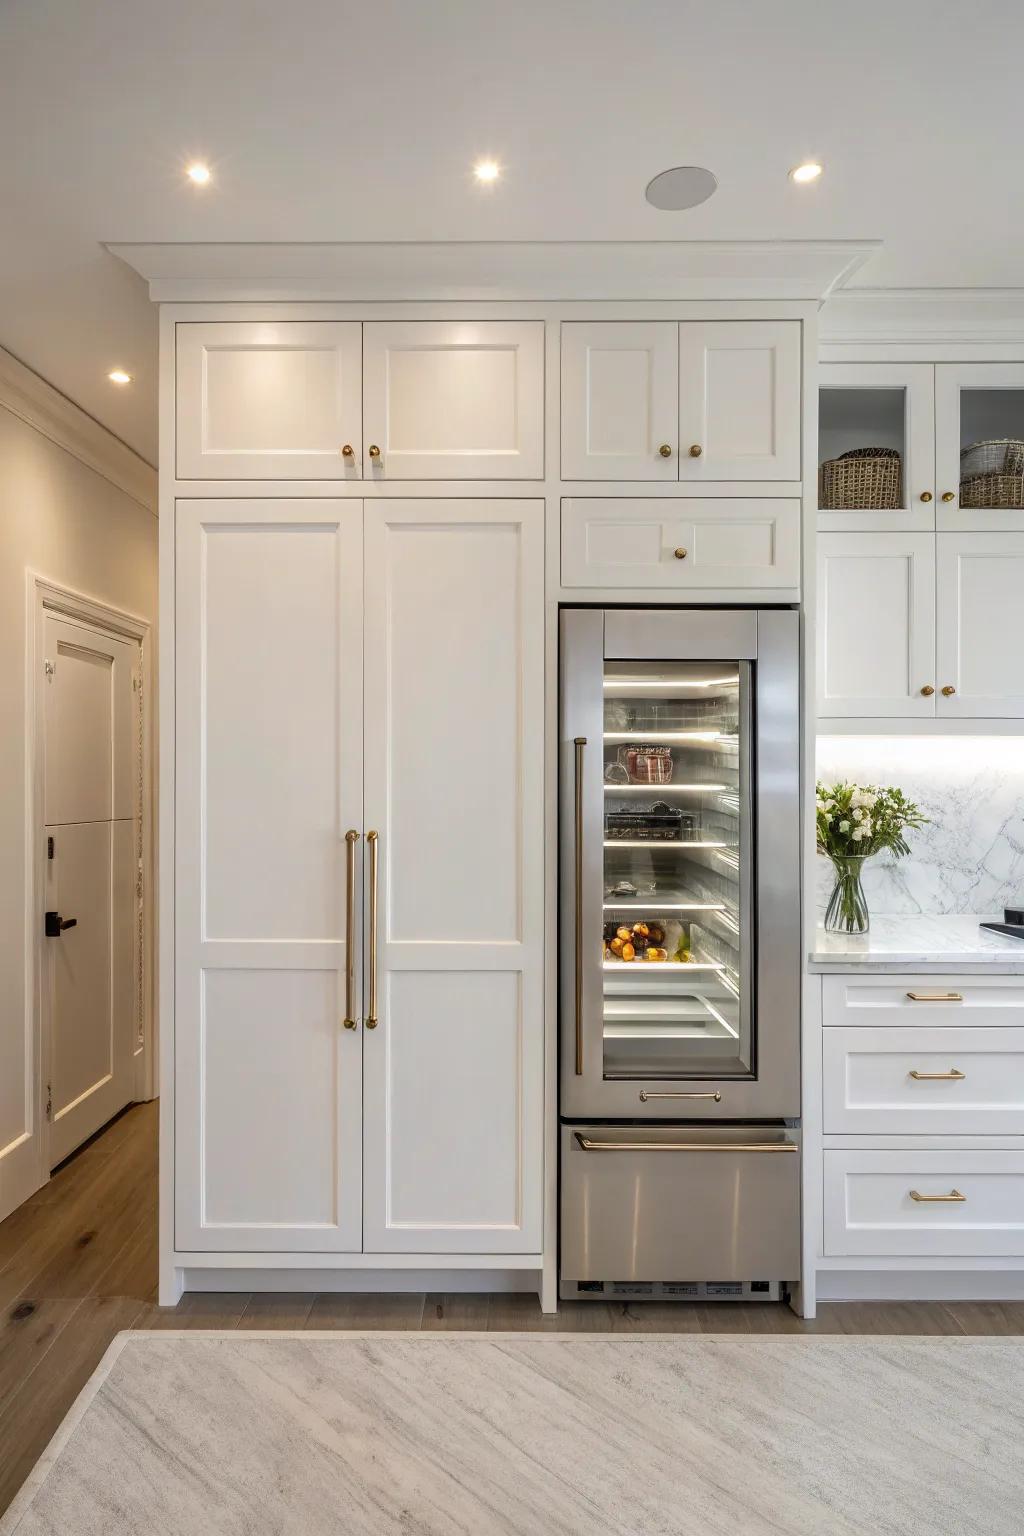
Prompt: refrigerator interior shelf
<box><xmin>603</xmin><ymin>840</ymin><xmax>727</xmax><ymax>850</ymax></box>
<box><xmin>603</xmin><ymin>783</ymin><xmax>728</xmax><ymax>794</ymax></box>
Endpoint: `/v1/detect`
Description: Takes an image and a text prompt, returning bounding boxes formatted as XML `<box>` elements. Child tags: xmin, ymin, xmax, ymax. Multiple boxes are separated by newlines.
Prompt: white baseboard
<box><xmin>178</xmin><ymin>1268</ymin><xmax>542</xmax><ymax>1296</ymax></box>
<box><xmin>816</xmin><ymin>1270</ymin><xmax>1024</xmax><ymax>1303</ymax></box>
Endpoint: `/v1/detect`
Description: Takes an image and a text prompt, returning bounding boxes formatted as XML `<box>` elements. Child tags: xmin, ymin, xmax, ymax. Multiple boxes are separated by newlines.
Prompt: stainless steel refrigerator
<box><xmin>559</xmin><ymin>608</ymin><xmax>801</xmax><ymax>1302</ymax></box>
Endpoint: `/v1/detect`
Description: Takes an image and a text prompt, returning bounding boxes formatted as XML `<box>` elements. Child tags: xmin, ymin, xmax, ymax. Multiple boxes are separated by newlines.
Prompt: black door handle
<box><xmin>44</xmin><ymin>911</ymin><xmax>77</xmax><ymax>937</ymax></box>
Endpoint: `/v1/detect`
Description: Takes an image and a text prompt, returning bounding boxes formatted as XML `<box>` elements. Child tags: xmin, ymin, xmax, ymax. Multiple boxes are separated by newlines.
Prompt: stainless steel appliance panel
<box><xmin>560</xmin><ymin>1123</ymin><xmax>800</xmax><ymax>1296</ymax></box>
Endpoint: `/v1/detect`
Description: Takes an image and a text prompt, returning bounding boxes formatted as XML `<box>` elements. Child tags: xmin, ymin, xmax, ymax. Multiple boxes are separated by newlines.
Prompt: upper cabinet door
<box><xmin>679</xmin><ymin>321</ymin><xmax>801</xmax><ymax>481</ymax></box>
<box><xmin>935</xmin><ymin>363</ymin><xmax>1024</xmax><ymax>531</ymax></box>
<box><xmin>818</xmin><ymin>362</ymin><xmax>936</xmax><ymax>530</ymax></box>
<box><xmin>937</xmin><ymin>532</ymin><xmax>1024</xmax><ymax>717</ymax></box>
<box><xmin>362</xmin><ymin>322</ymin><xmax>544</xmax><ymax>479</ymax></box>
<box><xmin>176</xmin><ymin>322</ymin><xmax>363</xmax><ymax>480</ymax></box>
<box><xmin>560</xmin><ymin>322</ymin><xmax>678</xmax><ymax>480</ymax></box>
<box><xmin>817</xmin><ymin>532</ymin><xmax>936</xmax><ymax>719</ymax></box>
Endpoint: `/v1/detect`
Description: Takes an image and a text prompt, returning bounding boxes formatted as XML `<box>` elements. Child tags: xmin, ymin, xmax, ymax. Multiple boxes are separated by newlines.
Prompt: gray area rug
<box><xmin>3</xmin><ymin>1332</ymin><xmax>1023</xmax><ymax>1535</ymax></box>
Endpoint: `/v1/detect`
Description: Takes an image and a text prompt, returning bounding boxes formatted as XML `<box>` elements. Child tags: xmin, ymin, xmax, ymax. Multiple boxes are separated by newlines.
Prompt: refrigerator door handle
<box><xmin>573</xmin><ymin>736</ymin><xmax>586</xmax><ymax>1076</ymax></box>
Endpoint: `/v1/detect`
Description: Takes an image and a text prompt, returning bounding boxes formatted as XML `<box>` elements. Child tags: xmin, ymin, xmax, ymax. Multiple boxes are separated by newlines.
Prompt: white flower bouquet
<box><xmin>816</xmin><ymin>780</ymin><xmax>926</xmax><ymax>932</ymax></box>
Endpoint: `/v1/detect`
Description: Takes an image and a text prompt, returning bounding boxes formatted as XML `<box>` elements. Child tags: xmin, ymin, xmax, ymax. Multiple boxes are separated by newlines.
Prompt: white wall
<box><xmin>0</xmin><ymin>384</ymin><xmax>156</xmax><ymax>1217</ymax></box>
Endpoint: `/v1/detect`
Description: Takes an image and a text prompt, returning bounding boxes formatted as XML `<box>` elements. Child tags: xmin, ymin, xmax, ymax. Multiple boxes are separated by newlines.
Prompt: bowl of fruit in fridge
<box><xmin>603</xmin><ymin>919</ymin><xmax>693</xmax><ymax>964</ymax></box>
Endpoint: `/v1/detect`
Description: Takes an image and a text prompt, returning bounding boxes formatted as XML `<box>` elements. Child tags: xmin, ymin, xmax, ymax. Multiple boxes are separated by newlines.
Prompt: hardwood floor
<box><xmin>1</xmin><ymin>1100</ymin><xmax>1022</xmax><ymax>1516</ymax></box>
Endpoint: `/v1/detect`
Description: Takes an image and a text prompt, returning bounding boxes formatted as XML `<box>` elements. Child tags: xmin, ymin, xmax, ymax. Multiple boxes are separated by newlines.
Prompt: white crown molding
<box><xmin>0</xmin><ymin>346</ymin><xmax>156</xmax><ymax>514</ymax></box>
<box><xmin>821</xmin><ymin>287</ymin><xmax>1024</xmax><ymax>346</ymax></box>
<box><xmin>107</xmin><ymin>239</ymin><xmax>881</xmax><ymax>304</ymax></box>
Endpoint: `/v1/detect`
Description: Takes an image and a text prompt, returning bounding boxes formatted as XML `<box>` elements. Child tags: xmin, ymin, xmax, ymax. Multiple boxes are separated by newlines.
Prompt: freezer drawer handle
<box><xmin>908</xmin><ymin>1068</ymin><xmax>965</xmax><ymax>1081</ymax></box>
<box><xmin>639</xmin><ymin>1090</ymin><xmax>722</xmax><ymax>1103</ymax></box>
<box><xmin>906</xmin><ymin>992</ymin><xmax>963</xmax><ymax>1003</ymax></box>
<box><xmin>573</xmin><ymin>736</ymin><xmax>586</xmax><ymax>1076</ymax></box>
<box><xmin>573</xmin><ymin>1133</ymin><xmax>797</xmax><ymax>1153</ymax></box>
<box><xmin>909</xmin><ymin>1189</ymin><xmax>966</xmax><ymax>1202</ymax></box>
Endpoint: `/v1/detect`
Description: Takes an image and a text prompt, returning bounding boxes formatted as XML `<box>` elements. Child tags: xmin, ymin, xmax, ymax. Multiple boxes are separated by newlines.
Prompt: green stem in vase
<box><xmin>824</xmin><ymin>854</ymin><xmax>870</xmax><ymax>934</ymax></box>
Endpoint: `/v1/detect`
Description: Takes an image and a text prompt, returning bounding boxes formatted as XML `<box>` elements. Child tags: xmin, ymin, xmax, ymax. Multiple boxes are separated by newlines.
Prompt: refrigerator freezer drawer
<box><xmin>560</xmin><ymin>1123</ymin><xmax>800</xmax><ymax>1295</ymax></box>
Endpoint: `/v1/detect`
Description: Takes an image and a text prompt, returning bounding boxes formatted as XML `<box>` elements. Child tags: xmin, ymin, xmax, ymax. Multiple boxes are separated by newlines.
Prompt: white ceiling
<box><xmin>2</xmin><ymin>0</ymin><xmax>1022</xmax><ymax>466</ymax></box>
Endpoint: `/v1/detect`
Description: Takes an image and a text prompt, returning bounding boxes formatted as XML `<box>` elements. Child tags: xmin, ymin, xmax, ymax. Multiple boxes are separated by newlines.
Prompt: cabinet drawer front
<box><xmin>561</xmin><ymin>498</ymin><xmax>800</xmax><ymax>589</ymax></box>
<box><xmin>823</xmin><ymin>975</ymin><xmax>1024</xmax><ymax>1029</ymax></box>
<box><xmin>824</xmin><ymin>1150</ymin><xmax>1024</xmax><ymax>1257</ymax></box>
<box><xmin>823</xmin><ymin>1026</ymin><xmax>1024</xmax><ymax>1134</ymax></box>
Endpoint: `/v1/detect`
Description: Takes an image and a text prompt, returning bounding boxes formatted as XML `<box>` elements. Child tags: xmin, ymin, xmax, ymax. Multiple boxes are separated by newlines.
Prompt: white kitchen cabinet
<box><xmin>176</xmin><ymin>322</ymin><xmax>363</xmax><ymax>479</ymax></box>
<box><xmin>561</xmin><ymin>497</ymin><xmax>801</xmax><ymax>589</ymax></box>
<box><xmin>817</xmin><ymin>531</ymin><xmax>936</xmax><ymax>718</ymax></box>
<box><xmin>173</xmin><ymin>496</ymin><xmax>544</xmax><ymax>1260</ymax></box>
<box><xmin>936</xmin><ymin>532</ymin><xmax>1024</xmax><ymax>717</ymax></box>
<box><xmin>361</xmin><ymin>501</ymin><xmax>544</xmax><ymax>1252</ymax></box>
<box><xmin>362</xmin><ymin>322</ymin><xmax>544</xmax><ymax>479</ymax></box>
<box><xmin>679</xmin><ymin>321</ymin><xmax>802</xmax><ymax>481</ymax></box>
<box><xmin>560</xmin><ymin>322</ymin><xmax>678</xmax><ymax>480</ymax></box>
<box><xmin>936</xmin><ymin>363</ymin><xmax>1024</xmax><ymax>530</ymax></box>
<box><xmin>818</xmin><ymin>362</ymin><xmax>936</xmax><ymax>528</ymax></box>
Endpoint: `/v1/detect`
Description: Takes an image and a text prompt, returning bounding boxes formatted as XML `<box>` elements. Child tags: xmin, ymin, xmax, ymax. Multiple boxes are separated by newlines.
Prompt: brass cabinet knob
<box><xmin>919</xmin><ymin>491</ymin><xmax>933</xmax><ymax>503</ymax></box>
<box><xmin>658</xmin><ymin>444</ymin><xmax>673</xmax><ymax>458</ymax></box>
<box><xmin>920</xmin><ymin>685</ymin><xmax>935</xmax><ymax>697</ymax></box>
<box><xmin>689</xmin><ymin>444</ymin><xmax>703</xmax><ymax>458</ymax></box>
<box><xmin>368</xmin><ymin>444</ymin><xmax>381</xmax><ymax>460</ymax></box>
<box><xmin>341</xmin><ymin>444</ymin><xmax>354</xmax><ymax>459</ymax></box>
<box><xmin>673</xmin><ymin>547</ymin><xmax>688</xmax><ymax>560</ymax></box>
<box><xmin>941</xmin><ymin>491</ymin><xmax>956</xmax><ymax>503</ymax></box>
<box><xmin>941</xmin><ymin>685</ymin><xmax>956</xmax><ymax>696</ymax></box>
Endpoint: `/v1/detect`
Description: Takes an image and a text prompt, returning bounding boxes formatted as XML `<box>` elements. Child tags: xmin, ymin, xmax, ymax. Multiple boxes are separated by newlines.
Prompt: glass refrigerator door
<box><xmin>600</xmin><ymin>659</ymin><xmax>752</xmax><ymax>1079</ymax></box>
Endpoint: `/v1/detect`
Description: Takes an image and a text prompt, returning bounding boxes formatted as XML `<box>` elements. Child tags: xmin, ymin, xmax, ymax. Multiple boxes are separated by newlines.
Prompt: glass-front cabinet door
<box><xmin>560</xmin><ymin>609</ymin><xmax>800</xmax><ymax>1121</ymax></box>
<box><xmin>818</xmin><ymin>362</ymin><xmax>935</xmax><ymax>528</ymax></box>
<box><xmin>936</xmin><ymin>364</ymin><xmax>1024</xmax><ymax>530</ymax></box>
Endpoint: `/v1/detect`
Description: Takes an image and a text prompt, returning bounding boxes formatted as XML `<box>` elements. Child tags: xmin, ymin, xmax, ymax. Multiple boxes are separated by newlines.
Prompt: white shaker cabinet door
<box><xmin>175</xmin><ymin>322</ymin><xmax>363</xmax><ymax>479</ymax></box>
<box><xmin>817</xmin><ymin>532</ymin><xmax>936</xmax><ymax>718</ymax></box>
<box><xmin>361</xmin><ymin>500</ymin><xmax>544</xmax><ymax>1253</ymax></box>
<box><xmin>937</xmin><ymin>532</ymin><xmax>1024</xmax><ymax>717</ymax></box>
<box><xmin>362</xmin><ymin>322</ymin><xmax>544</xmax><ymax>479</ymax></box>
<box><xmin>679</xmin><ymin>321</ymin><xmax>801</xmax><ymax>480</ymax></box>
<box><xmin>174</xmin><ymin>500</ymin><xmax>364</xmax><ymax>1251</ymax></box>
<box><xmin>560</xmin><ymin>322</ymin><xmax>678</xmax><ymax>480</ymax></box>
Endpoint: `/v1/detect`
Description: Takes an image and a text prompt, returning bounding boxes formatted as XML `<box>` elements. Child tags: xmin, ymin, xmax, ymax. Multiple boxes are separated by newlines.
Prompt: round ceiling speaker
<box><xmin>644</xmin><ymin>166</ymin><xmax>718</xmax><ymax>211</ymax></box>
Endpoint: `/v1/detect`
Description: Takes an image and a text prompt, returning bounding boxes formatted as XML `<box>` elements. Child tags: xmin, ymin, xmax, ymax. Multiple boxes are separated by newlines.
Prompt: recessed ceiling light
<box><xmin>186</xmin><ymin>162</ymin><xmax>211</xmax><ymax>186</ymax></box>
<box><xmin>473</xmin><ymin>158</ymin><xmax>501</xmax><ymax>184</ymax></box>
<box><xmin>108</xmin><ymin>369</ymin><xmax>132</xmax><ymax>386</ymax></box>
<box><xmin>790</xmin><ymin>161</ymin><xmax>823</xmax><ymax>184</ymax></box>
<box><xmin>644</xmin><ymin>166</ymin><xmax>718</xmax><ymax>211</ymax></box>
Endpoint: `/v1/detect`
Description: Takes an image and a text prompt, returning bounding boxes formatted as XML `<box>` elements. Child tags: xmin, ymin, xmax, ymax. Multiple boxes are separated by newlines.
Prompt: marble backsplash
<box><xmin>815</xmin><ymin>736</ymin><xmax>1024</xmax><ymax>916</ymax></box>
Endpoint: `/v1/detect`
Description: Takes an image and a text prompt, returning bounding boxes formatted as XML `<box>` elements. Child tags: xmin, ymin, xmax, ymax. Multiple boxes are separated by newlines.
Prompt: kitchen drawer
<box><xmin>561</xmin><ymin>498</ymin><xmax>800</xmax><ymax>589</ymax></box>
<box><xmin>823</xmin><ymin>974</ymin><xmax>1024</xmax><ymax>1029</ymax></box>
<box><xmin>560</xmin><ymin>1123</ymin><xmax>800</xmax><ymax>1292</ymax></box>
<box><xmin>824</xmin><ymin>1150</ymin><xmax>1024</xmax><ymax>1257</ymax></box>
<box><xmin>823</xmin><ymin>1026</ymin><xmax>1024</xmax><ymax>1134</ymax></box>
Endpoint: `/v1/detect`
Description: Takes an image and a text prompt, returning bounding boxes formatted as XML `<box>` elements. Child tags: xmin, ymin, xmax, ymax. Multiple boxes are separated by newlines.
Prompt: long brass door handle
<box><xmin>639</xmin><ymin>1090</ymin><xmax>722</xmax><ymax>1103</ymax></box>
<box><xmin>343</xmin><ymin>830</ymin><xmax>360</xmax><ymax>1028</ymax></box>
<box><xmin>365</xmin><ymin>830</ymin><xmax>379</xmax><ymax>1028</ymax></box>
<box><xmin>908</xmin><ymin>1068</ymin><xmax>965</xmax><ymax>1080</ymax></box>
<box><xmin>573</xmin><ymin>737</ymin><xmax>586</xmax><ymax>1076</ymax></box>
<box><xmin>574</xmin><ymin>1134</ymin><xmax>796</xmax><ymax>1153</ymax></box>
<box><xmin>909</xmin><ymin>1189</ymin><xmax>965</xmax><ymax>1202</ymax></box>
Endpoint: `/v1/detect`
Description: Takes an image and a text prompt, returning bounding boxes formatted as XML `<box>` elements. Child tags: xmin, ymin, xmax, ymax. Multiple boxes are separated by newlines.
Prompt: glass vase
<box><xmin>824</xmin><ymin>854</ymin><xmax>870</xmax><ymax>934</ymax></box>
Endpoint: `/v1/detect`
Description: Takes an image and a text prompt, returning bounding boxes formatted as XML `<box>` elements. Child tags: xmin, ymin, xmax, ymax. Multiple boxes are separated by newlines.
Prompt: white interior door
<box><xmin>175</xmin><ymin>321</ymin><xmax>363</xmax><ymax>479</ymax></box>
<box><xmin>937</xmin><ymin>532</ymin><xmax>1024</xmax><ymax>717</ymax></box>
<box><xmin>560</xmin><ymin>322</ymin><xmax>678</xmax><ymax>480</ymax></box>
<box><xmin>817</xmin><ymin>532</ymin><xmax>936</xmax><ymax>718</ymax></box>
<box><xmin>362</xmin><ymin>500</ymin><xmax>544</xmax><ymax>1254</ymax></box>
<box><xmin>362</xmin><ymin>322</ymin><xmax>544</xmax><ymax>478</ymax></box>
<box><xmin>44</xmin><ymin>615</ymin><xmax>137</xmax><ymax>1166</ymax></box>
<box><xmin>679</xmin><ymin>321</ymin><xmax>801</xmax><ymax>480</ymax></box>
<box><xmin>174</xmin><ymin>499</ymin><xmax>363</xmax><ymax>1251</ymax></box>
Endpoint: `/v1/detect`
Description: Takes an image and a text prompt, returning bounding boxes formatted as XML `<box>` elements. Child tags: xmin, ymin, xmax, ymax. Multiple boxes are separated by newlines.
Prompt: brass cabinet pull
<box><xmin>906</xmin><ymin>992</ymin><xmax>963</xmax><ymax>1003</ymax></box>
<box><xmin>941</xmin><ymin>685</ymin><xmax>956</xmax><ymax>696</ymax></box>
<box><xmin>673</xmin><ymin>547</ymin><xmax>688</xmax><ymax>561</ymax></box>
<box><xmin>920</xmin><ymin>491</ymin><xmax>933</xmax><ymax>503</ymax></box>
<box><xmin>365</xmin><ymin>830</ymin><xmax>379</xmax><ymax>1028</ymax></box>
<box><xmin>909</xmin><ymin>1067</ymin><xmax>966</xmax><ymax>1081</ymax></box>
<box><xmin>573</xmin><ymin>737</ymin><xmax>586</xmax><ymax>1076</ymax></box>
<box><xmin>575</xmin><ymin>1134</ymin><xmax>796</xmax><ymax>1153</ymax></box>
<box><xmin>341</xmin><ymin>444</ymin><xmax>354</xmax><ymax>459</ymax></box>
<box><xmin>368</xmin><ymin>444</ymin><xmax>382</xmax><ymax>461</ymax></box>
<box><xmin>639</xmin><ymin>1090</ymin><xmax>721</xmax><ymax>1102</ymax></box>
<box><xmin>920</xmin><ymin>685</ymin><xmax>935</xmax><ymax>696</ymax></box>
<box><xmin>941</xmin><ymin>491</ymin><xmax>956</xmax><ymax>503</ymax></box>
<box><xmin>658</xmin><ymin>443</ymin><xmax>673</xmax><ymax>458</ymax></box>
<box><xmin>688</xmin><ymin>443</ymin><xmax>703</xmax><ymax>458</ymax></box>
<box><xmin>910</xmin><ymin>1188</ymin><xmax>966</xmax><ymax>1202</ymax></box>
<box><xmin>342</xmin><ymin>830</ymin><xmax>360</xmax><ymax>1028</ymax></box>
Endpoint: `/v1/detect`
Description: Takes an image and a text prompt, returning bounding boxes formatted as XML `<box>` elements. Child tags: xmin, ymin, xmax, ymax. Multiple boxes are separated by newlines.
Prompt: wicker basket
<box><xmin>819</xmin><ymin>448</ymin><xmax>902</xmax><ymax>509</ymax></box>
<box><xmin>960</xmin><ymin>439</ymin><xmax>1024</xmax><ymax>477</ymax></box>
<box><xmin>959</xmin><ymin>470</ymin><xmax>1024</xmax><ymax>509</ymax></box>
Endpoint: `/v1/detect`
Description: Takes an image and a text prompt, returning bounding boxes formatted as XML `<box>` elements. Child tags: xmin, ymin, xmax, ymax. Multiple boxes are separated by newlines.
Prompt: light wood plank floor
<box><xmin>1</xmin><ymin>1101</ymin><xmax>1022</xmax><ymax>1515</ymax></box>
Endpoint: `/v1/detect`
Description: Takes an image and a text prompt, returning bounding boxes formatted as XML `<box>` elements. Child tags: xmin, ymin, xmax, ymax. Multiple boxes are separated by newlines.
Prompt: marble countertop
<box><xmin>809</xmin><ymin>913</ymin><xmax>1024</xmax><ymax>973</ymax></box>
